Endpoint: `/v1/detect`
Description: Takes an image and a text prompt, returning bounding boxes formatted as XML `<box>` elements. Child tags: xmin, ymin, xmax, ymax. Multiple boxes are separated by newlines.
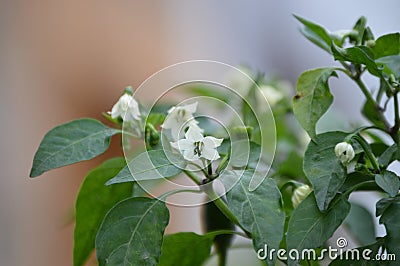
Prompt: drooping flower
<box><xmin>334</xmin><ymin>142</ymin><xmax>355</xmax><ymax>164</ymax></box>
<box><xmin>109</xmin><ymin>93</ymin><xmax>140</xmax><ymax>122</ymax></box>
<box><xmin>162</xmin><ymin>102</ymin><xmax>200</xmax><ymax>140</ymax></box>
<box><xmin>170</xmin><ymin>125</ymin><xmax>223</xmax><ymax>162</ymax></box>
<box><xmin>291</xmin><ymin>184</ymin><xmax>312</xmax><ymax>208</ymax></box>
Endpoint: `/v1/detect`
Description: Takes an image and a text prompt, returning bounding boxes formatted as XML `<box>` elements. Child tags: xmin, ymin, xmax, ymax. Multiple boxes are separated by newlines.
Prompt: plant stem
<box><xmin>205</xmin><ymin>229</ymin><xmax>249</xmax><ymax>239</ymax></box>
<box><xmin>352</xmin><ymin>135</ymin><xmax>380</xmax><ymax>172</ymax></box>
<box><xmin>183</xmin><ymin>170</ymin><xmax>202</xmax><ymax>185</ymax></box>
<box><xmin>392</xmin><ymin>93</ymin><xmax>400</xmax><ymax>142</ymax></box>
<box><xmin>354</xmin><ymin>77</ymin><xmax>376</xmax><ymax>106</ymax></box>
<box><xmin>183</xmin><ymin>171</ymin><xmax>252</xmax><ymax>237</ymax></box>
<box><xmin>202</xmin><ymin>184</ymin><xmax>252</xmax><ymax>238</ymax></box>
<box><xmin>338</xmin><ymin>67</ymin><xmax>395</xmax><ymax>141</ymax></box>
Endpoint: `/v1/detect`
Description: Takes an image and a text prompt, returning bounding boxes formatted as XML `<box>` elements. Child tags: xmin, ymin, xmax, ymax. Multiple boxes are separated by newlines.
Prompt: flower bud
<box><xmin>145</xmin><ymin>124</ymin><xmax>160</xmax><ymax>147</ymax></box>
<box><xmin>291</xmin><ymin>184</ymin><xmax>312</xmax><ymax>208</ymax></box>
<box><xmin>366</xmin><ymin>40</ymin><xmax>375</xmax><ymax>48</ymax></box>
<box><xmin>334</xmin><ymin>142</ymin><xmax>355</xmax><ymax>164</ymax></box>
<box><xmin>109</xmin><ymin>92</ymin><xmax>140</xmax><ymax>122</ymax></box>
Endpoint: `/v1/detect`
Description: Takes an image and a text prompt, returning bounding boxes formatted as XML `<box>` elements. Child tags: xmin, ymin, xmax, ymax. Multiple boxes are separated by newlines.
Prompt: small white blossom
<box><xmin>162</xmin><ymin>102</ymin><xmax>200</xmax><ymax>140</ymax></box>
<box><xmin>258</xmin><ymin>85</ymin><xmax>284</xmax><ymax>107</ymax></box>
<box><xmin>109</xmin><ymin>93</ymin><xmax>140</xmax><ymax>122</ymax></box>
<box><xmin>335</xmin><ymin>142</ymin><xmax>355</xmax><ymax>164</ymax></box>
<box><xmin>291</xmin><ymin>184</ymin><xmax>312</xmax><ymax>208</ymax></box>
<box><xmin>170</xmin><ymin>125</ymin><xmax>223</xmax><ymax>162</ymax></box>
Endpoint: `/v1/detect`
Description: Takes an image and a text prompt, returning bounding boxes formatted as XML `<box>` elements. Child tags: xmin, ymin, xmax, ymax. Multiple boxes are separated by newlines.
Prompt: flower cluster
<box><xmin>163</xmin><ymin>102</ymin><xmax>223</xmax><ymax>162</ymax></box>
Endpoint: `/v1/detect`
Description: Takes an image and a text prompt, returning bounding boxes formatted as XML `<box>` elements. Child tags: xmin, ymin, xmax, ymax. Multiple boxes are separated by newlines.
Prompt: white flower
<box><xmin>109</xmin><ymin>93</ymin><xmax>140</xmax><ymax>122</ymax></box>
<box><xmin>162</xmin><ymin>102</ymin><xmax>200</xmax><ymax>140</ymax></box>
<box><xmin>291</xmin><ymin>184</ymin><xmax>312</xmax><ymax>208</ymax></box>
<box><xmin>258</xmin><ymin>85</ymin><xmax>284</xmax><ymax>107</ymax></box>
<box><xmin>170</xmin><ymin>125</ymin><xmax>223</xmax><ymax>162</ymax></box>
<box><xmin>335</xmin><ymin>142</ymin><xmax>355</xmax><ymax>164</ymax></box>
<box><xmin>227</xmin><ymin>66</ymin><xmax>254</xmax><ymax>95</ymax></box>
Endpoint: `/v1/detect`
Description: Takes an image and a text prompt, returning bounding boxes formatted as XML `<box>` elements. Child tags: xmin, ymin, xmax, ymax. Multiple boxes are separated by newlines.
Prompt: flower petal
<box><xmin>182</xmin><ymin>149</ymin><xmax>198</xmax><ymax>161</ymax></box>
<box><xmin>185</xmin><ymin>125</ymin><xmax>204</xmax><ymax>142</ymax></box>
<box><xmin>176</xmin><ymin>139</ymin><xmax>194</xmax><ymax>151</ymax></box>
<box><xmin>201</xmin><ymin>148</ymin><xmax>220</xmax><ymax>161</ymax></box>
<box><xmin>184</xmin><ymin>102</ymin><xmax>198</xmax><ymax>114</ymax></box>
<box><xmin>203</xmin><ymin>136</ymin><xmax>223</xmax><ymax>148</ymax></box>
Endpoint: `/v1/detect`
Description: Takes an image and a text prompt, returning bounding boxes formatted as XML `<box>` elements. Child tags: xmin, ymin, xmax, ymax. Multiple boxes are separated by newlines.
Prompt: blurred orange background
<box><xmin>1</xmin><ymin>1</ymin><xmax>399</xmax><ymax>265</ymax></box>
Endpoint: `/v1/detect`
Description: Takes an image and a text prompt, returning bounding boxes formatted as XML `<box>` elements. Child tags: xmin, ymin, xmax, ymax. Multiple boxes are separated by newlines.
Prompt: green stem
<box><xmin>182</xmin><ymin>171</ymin><xmax>252</xmax><ymax>237</ymax></box>
<box><xmin>183</xmin><ymin>170</ymin><xmax>202</xmax><ymax>185</ymax></box>
<box><xmin>342</xmin><ymin>180</ymin><xmax>376</xmax><ymax>198</ymax></box>
<box><xmin>203</xmin><ymin>185</ymin><xmax>252</xmax><ymax>238</ymax></box>
<box><xmin>392</xmin><ymin>93</ymin><xmax>400</xmax><ymax>142</ymax></box>
<box><xmin>352</xmin><ymin>135</ymin><xmax>380</xmax><ymax>172</ymax></box>
<box><xmin>337</xmin><ymin>68</ymin><xmax>392</xmax><ymax>135</ymax></box>
<box><xmin>159</xmin><ymin>188</ymin><xmax>202</xmax><ymax>200</ymax></box>
<box><xmin>188</xmin><ymin>162</ymin><xmax>208</xmax><ymax>176</ymax></box>
<box><xmin>354</xmin><ymin>76</ymin><xmax>376</xmax><ymax>105</ymax></box>
<box><xmin>207</xmin><ymin>160</ymin><xmax>213</xmax><ymax>176</ymax></box>
<box><xmin>205</xmin><ymin>229</ymin><xmax>249</xmax><ymax>239</ymax></box>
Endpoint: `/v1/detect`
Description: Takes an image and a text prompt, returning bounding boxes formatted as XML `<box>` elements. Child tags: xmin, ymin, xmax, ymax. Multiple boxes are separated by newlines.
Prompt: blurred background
<box><xmin>1</xmin><ymin>1</ymin><xmax>399</xmax><ymax>265</ymax></box>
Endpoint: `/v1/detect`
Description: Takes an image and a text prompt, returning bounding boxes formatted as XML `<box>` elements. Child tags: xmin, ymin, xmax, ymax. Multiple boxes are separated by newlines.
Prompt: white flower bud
<box><xmin>109</xmin><ymin>93</ymin><xmax>140</xmax><ymax>122</ymax></box>
<box><xmin>291</xmin><ymin>184</ymin><xmax>312</xmax><ymax>208</ymax></box>
<box><xmin>162</xmin><ymin>102</ymin><xmax>201</xmax><ymax>141</ymax></box>
<box><xmin>258</xmin><ymin>85</ymin><xmax>284</xmax><ymax>107</ymax></box>
<box><xmin>334</xmin><ymin>142</ymin><xmax>355</xmax><ymax>164</ymax></box>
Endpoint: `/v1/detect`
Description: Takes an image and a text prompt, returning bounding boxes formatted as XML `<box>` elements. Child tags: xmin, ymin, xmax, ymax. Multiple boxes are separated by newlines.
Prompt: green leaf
<box><xmin>331</xmin><ymin>44</ymin><xmax>382</xmax><ymax>77</ymax></box>
<box><xmin>376</xmin><ymin>196</ymin><xmax>399</xmax><ymax>217</ymax></box>
<box><xmin>372</xmin><ymin>33</ymin><xmax>400</xmax><ymax>59</ymax></box>
<box><xmin>286</xmin><ymin>193</ymin><xmax>350</xmax><ymax>266</ymax></box>
<box><xmin>339</xmin><ymin>171</ymin><xmax>378</xmax><ymax>193</ymax></box>
<box><xmin>293</xmin><ymin>68</ymin><xmax>338</xmax><ymax>140</ymax></box>
<box><xmin>379</xmin><ymin>144</ymin><xmax>399</xmax><ymax>167</ymax></box>
<box><xmin>158</xmin><ymin>233</ymin><xmax>213</xmax><ymax>266</ymax></box>
<box><xmin>106</xmin><ymin>150</ymin><xmax>185</xmax><ymax>185</ymax></box>
<box><xmin>229</xmin><ymin>140</ymin><xmax>262</xmax><ymax>168</ymax></box>
<box><xmin>294</xmin><ymin>15</ymin><xmax>333</xmax><ymax>53</ymax></box>
<box><xmin>350</xmin><ymin>16</ymin><xmax>367</xmax><ymax>45</ymax></box>
<box><xmin>376</xmin><ymin>55</ymin><xmax>400</xmax><ymax>79</ymax></box>
<box><xmin>146</xmin><ymin>113</ymin><xmax>166</xmax><ymax>127</ymax></box>
<box><xmin>378</xmin><ymin>197</ymin><xmax>400</xmax><ymax>264</ymax></box>
<box><xmin>375</xmin><ymin>170</ymin><xmax>400</xmax><ymax>197</ymax></box>
<box><xmin>95</xmin><ymin>197</ymin><xmax>169</xmax><ymax>266</ymax></box>
<box><xmin>222</xmin><ymin>170</ymin><xmax>285</xmax><ymax>266</ymax></box>
<box><xmin>303</xmin><ymin>132</ymin><xmax>347</xmax><ymax>211</ymax></box>
<box><xmin>190</xmin><ymin>86</ymin><xmax>230</xmax><ymax>104</ymax></box>
<box><xmin>277</xmin><ymin>151</ymin><xmax>305</xmax><ymax>179</ymax></box>
<box><xmin>74</xmin><ymin>158</ymin><xmax>132</xmax><ymax>266</ymax></box>
<box><xmin>362</xmin><ymin>99</ymin><xmax>387</xmax><ymax>129</ymax></box>
<box><xmin>30</xmin><ymin>118</ymin><xmax>120</xmax><ymax>177</ymax></box>
<box><xmin>344</xmin><ymin>203</ymin><xmax>376</xmax><ymax>246</ymax></box>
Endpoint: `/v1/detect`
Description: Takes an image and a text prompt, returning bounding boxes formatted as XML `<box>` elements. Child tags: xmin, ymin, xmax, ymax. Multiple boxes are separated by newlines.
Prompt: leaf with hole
<box><xmin>292</xmin><ymin>68</ymin><xmax>338</xmax><ymax>140</ymax></box>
